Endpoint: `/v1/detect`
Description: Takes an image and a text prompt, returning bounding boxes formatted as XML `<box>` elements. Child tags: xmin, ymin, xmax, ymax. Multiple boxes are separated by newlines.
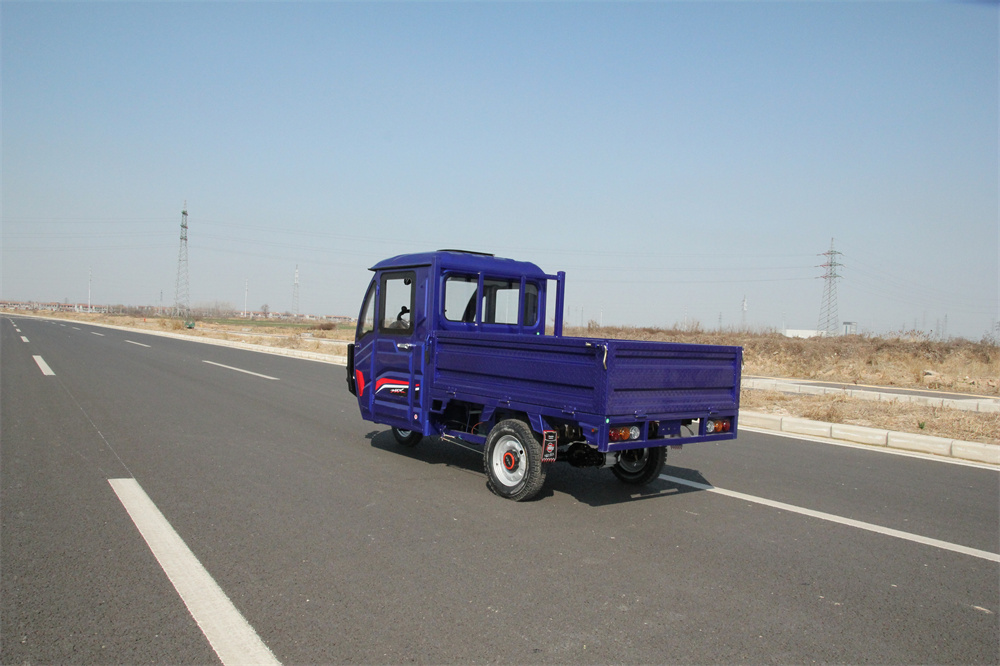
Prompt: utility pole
<box><xmin>817</xmin><ymin>238</ymin><xmax>843</xmax><ymax>336</ymax></box>
<box><xmin>292</xmin><ymin>265</ymin><xmax>300</xmax><ymax>317</ymax></box>
<box><xmin>741</xmin><ymin>295</ymin><xmax>747</xmax><ymax>331</ymax></box>
<box><xmin>244</xmin><ymin>279</ymin><xmax>249</xmax><ymax>318</ymax></box>
<box><xmin>174</xmin><ymin>203</ymin><xmax>190</xmax><ymax>318</ymax></box>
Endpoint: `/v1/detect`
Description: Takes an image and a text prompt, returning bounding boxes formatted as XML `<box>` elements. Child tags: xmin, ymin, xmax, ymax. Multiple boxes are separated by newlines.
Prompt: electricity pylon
<box><xmin>817</xmin><ymin>238</ymin><xmax>842</xmax><ymax>336</ymax></box>
<box><xmin>174</xmin><ymin>203</ymin><xmax>190</xmax><ymax>318</ymax></box>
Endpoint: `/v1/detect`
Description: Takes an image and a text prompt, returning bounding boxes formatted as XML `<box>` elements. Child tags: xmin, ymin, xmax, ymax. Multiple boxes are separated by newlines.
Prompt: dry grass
<box><xmin>741</xmin><ymin>390</ymin><xmax>999</xmax><ymax>445</ymax></box>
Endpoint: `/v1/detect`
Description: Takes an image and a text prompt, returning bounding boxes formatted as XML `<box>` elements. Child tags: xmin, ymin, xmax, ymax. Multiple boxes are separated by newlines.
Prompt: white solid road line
<box><xmin>125</xmin><ymin>340</ymin><xmax>151</xmax><ymax>348</ymax></box>
<box><xmin>660</xmin><ymin>474</ymin><xmax>1000</xmax><ymax>563</ymax></box>
<box><xmin>203</xmin><ymin>360</ymin><xmax>279</xmax><ymax>381</ymax></box>
<box><xmin>32</xmin><ymin>356</ymin><xmax>55</xmax><ymax>376</ymax></box>
<box><xmin>109</xmin><ymin>478</ymin><xmax>280</xmax><ymax>666</ymax></box>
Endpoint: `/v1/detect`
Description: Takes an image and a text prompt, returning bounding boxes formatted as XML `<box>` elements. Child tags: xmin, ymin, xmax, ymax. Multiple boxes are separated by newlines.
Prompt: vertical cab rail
<box><xmin>405</xmin><ymin>341</ymin><xmax>424</xmax><ymax>430</ymax></box>
<box><xmin>553</xmin><ymin>271</ymin><xmax>566</xmax><ymax>337</ymax></box>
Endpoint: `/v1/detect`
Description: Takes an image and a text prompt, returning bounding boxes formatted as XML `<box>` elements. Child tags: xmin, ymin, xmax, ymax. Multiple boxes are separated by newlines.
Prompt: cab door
<box><xmin>351</xmin><ymin>270</ymin><xmax>424</xmax><ymax>430</ymax></box>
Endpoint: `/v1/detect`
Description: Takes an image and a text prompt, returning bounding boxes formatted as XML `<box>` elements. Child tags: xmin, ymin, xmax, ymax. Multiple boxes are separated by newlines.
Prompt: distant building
<box><xmin>784</xmin><ymin>329</ymin><xmax>824</xmax><ymax>339</ymax></box>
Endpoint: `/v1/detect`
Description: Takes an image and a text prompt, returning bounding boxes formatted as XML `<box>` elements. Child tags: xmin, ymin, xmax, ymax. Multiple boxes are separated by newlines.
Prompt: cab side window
<box><xmin>380</xmin><ymin>272</ymin><xmax>415</xmax><ymax>334</ymax></box>
<box><xmin>483</xmin><ymin>279</ymin><xmax>539</xmax><ymax>326</ymax></box>
<box><xmin>522</xmin><ymin>283</ymin><xmax>539</xmax><ymax>326</ymax></box>
<box><xmin>443</xmin><ymin>275</ymin><xmax>479</xmax><ymax>323</ymax></box>
<box><xmin>483</xmin><ymin>279</ymin><xmax>518</xmax><ymax>325</ymax></box>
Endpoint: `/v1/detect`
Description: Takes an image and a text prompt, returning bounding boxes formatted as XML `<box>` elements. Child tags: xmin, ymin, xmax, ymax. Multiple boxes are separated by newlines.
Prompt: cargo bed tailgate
<box><xmin>604</xmin><ymin>340</ymin><xmax>742</xmax><ymax>418</ymax></box>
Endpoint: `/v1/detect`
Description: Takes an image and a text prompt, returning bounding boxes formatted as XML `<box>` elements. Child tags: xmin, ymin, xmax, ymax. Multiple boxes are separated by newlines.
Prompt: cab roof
<box><xmin>370</xmin><ymin>250</ymin><xmax>551</xmax><ymax>279</ymax></box>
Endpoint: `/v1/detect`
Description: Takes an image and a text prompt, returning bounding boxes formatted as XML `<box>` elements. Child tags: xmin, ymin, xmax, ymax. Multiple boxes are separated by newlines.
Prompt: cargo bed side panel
<box><xmin>430</xmin><ymin>333</ymin><xmax>741</xmax><ymax>422</ymax></box>
<box><xmin>432</xmin><ymin>333</ymin><xmax>606</xmax><ymax>415</ymax></box>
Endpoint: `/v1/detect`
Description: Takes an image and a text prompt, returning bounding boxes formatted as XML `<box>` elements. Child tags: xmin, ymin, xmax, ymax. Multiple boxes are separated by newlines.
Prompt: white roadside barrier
<box><xmin>740</xmin><ymin>410</ymin><xmax>999</xmax><ymax>465</ymax></box>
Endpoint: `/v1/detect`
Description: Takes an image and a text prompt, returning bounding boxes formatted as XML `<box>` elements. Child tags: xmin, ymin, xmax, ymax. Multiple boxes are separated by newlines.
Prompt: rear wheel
<box><xmin>484</xmin><ymin>419</ymin><xmax>546</xmax><ymax>501</ymax></box>
<box><xmin>611</xmin><ymin>447</ymin><xmax>667</xmax><ymax>486</ymax></box>
<box><xmin>391</xmin><ymin>427</ymin><xmax>422</xmax><ymax>447</ymax></box>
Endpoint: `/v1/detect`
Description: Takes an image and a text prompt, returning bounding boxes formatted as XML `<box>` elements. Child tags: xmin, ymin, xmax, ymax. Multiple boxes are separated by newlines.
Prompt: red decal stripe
<box><xmin>375</xmin><ymin>377</ymin><xmax>408</xmax><ymax>391</ymax></box>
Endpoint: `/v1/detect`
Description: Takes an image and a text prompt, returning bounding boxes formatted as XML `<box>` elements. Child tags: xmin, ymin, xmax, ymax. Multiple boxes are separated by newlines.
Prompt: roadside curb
<box><xmin>744</xmin><ymin>377</ymin><xmax>1000</xmax><ymax>413</ymax></box>
<box><xmin>740</xmin><ymin>410</ymin><xmax>999</xmax><ymax>465</ymax></box>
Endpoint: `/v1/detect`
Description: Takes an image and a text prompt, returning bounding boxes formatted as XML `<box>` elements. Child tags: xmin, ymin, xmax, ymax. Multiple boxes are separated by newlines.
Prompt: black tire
<box><xmin>484</xmin><ymin>419</ymin><xmax>546</xmax><ymax>501</ymax></box>
<box><xmin>391</xmin><ymin>427</ymin><xmax>422</xmax><ymax>447</ymax></box>
<box><xmin>611</xmin><ymin>447</ymin><xmax>667</xmax><ymax>486</ymax></box>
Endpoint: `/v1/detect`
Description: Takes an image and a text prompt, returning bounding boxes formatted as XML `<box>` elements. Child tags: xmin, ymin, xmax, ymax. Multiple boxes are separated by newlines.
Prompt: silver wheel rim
<box><xmin>396</xmin><ymin>429</ymin><xmax>412</xmax><ymax>437</ymax></box>
<box><xmin>617</xmin><ymin>449</ymin><xmax>649</xmax><ymax>474</ymax></box>
<box><xmin>491</xmin><ymin>434</ymin><xmax>526</xmax><ymax>487</ymax></box>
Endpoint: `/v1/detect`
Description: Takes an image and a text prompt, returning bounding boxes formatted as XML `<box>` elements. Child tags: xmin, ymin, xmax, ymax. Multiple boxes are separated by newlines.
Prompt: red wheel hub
<box><xmin>502</xmin><ymin>450</ymin><xmax>519</xmax><ymax>471</ymax></box>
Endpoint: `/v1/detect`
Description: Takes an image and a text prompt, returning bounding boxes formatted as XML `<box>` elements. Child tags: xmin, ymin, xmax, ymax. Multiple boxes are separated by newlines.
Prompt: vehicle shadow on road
<box><xmin>368</xmin><ymin>429</ymin><xmax>712</xmax><ymax>507</ymax></box>
<box><xmin>366</xmin><ymin>430</ymin><xmax>487</xmax><ymax>477</ymax></box>
<box><xmin>543</xmin><ymin>463</ymin><xmax>711</xmax><ymax>507</ymax></box>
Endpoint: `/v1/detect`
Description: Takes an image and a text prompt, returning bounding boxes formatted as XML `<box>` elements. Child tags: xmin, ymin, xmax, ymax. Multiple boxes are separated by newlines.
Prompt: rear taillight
<box><xmin>608</xmin><ymin>425</ymin><xmax>642</xmax><ymax>442</ymax></box>
<box><xmin>705</xmin><ymin>418</ymin><xmax>731</xmax><ymax>434</ymax></box>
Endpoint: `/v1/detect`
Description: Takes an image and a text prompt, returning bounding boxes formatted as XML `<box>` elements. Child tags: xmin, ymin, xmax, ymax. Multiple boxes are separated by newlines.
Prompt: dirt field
<box><xmin>11</xmin><ymin>312</ymin><xmax>998</xmax><ymax>445</ymax></box>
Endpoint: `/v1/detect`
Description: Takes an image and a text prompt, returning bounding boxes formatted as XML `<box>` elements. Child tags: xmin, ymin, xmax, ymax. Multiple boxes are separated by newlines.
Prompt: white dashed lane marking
<box><xmin>202</xmin><ymin>360</ymin><xmax>279</xmax><ymax>381</ymax></box>
<box><xmin>109</xmin><ymin>479</ymin><xmax>280</xmax><ymax>665</ymax></box>
<box><xmin>32</xmin><ymin>356</ymin><xmax>55</xmax><ymax>376</ymax></box>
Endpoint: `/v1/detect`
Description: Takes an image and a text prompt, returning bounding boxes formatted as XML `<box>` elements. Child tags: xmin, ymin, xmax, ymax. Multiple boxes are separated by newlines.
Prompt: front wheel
<box><xmin>484</xmin><ymin>419</ymin><xmax>546</xmax><ymax>501</ymax></box>
<box><xmin>611</xmin><ymin>447</ymin><xmax>667</xmax><ymax>486</ymax></box>
<box><xmin>391</xmin><ymin>427</ymin><xmax>422</xmax><ymax>447</ymax></box>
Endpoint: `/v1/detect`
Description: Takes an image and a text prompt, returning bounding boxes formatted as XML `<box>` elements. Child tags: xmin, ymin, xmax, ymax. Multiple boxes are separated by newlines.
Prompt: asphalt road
<box><xmin>3</xmin><ymin>316</ymin><xmax>998</xmax><ymax>665</ymax></box>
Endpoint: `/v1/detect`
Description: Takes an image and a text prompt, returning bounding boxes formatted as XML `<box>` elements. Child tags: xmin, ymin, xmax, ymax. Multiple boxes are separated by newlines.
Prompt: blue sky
<box><xmin>3</xmin><ymin>1</ymin><xmax>997</xmax><ymax>338</ymax></box>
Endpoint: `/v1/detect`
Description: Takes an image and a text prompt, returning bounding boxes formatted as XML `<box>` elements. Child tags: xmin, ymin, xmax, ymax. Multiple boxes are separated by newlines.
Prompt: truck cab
<box><xmin>348</xmin><ymin>251</ymin><xmax>563</xmax><ymax>430</ymax></box>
